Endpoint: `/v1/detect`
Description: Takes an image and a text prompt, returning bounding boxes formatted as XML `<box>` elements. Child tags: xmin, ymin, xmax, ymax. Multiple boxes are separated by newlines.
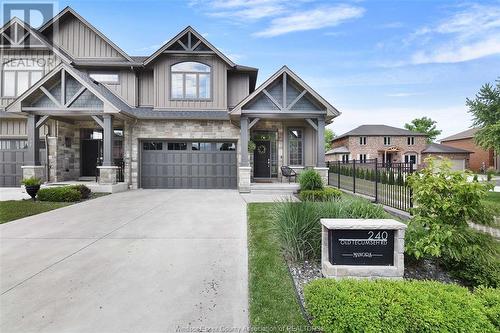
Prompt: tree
<box><xmin>466</xmin><ymin>79</ymin><xmax>500</xmax><ymax>154</ymax></box>
<box><xmin>325</xmin><ymin>128</ymin><xmax>335</xmax><ymax>151</ymax></box>
<box><xmin>404</xmin><ymin>117</ymin><xmax>441</xmax><ymax>143</ymax></box>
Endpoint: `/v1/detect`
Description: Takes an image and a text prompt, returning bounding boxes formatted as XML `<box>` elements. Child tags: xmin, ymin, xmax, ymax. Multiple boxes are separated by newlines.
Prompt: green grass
<box><xmin>0</xmin><ymin>200</ymin><xmax>72</xmax><ymax>224</ymax></box>
<box><xmin>482</xmin><ymin>192</ymin><xmax>500</xmax><ymax>227</ymax></box>
<box><xmin>248</xmin><ymin>203</ymin><xmax>309</xmax><ymax>332</ymax></box>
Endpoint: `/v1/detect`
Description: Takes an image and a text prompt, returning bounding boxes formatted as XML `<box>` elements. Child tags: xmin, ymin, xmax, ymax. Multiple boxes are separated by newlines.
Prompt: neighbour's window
<box><xmin>171</xmin><ymin>62</ymin><xmax>211</xmax><ymax>100</ymax></box>
<box><xmin>167</xmin><ymin>142</ymin><xmax>187</xmax><ymax>150</ymax></box>
<box><xmin>2</xmin><ymin>59</ymin><xmax>43</xmax><ymax>97</ymax></box>
<box><xmin>405</xmin><ymin>154</ymin><xmax>417</xmax><ymax>164</ymax></box>
<box><xmin>384</xmin><ymin>136</ymin><xmax>391</xmax><ymax>146</ymax></box>
<box><xmin>288</xmin><ymin>128</ymin><xmax>303</xmax><ymax>166</ymax></box>
<box><xmin>358</xmin><ymin>154</ymin><xmax>367</xmax><ymax>163</ymax></box>
<box><xmin>143</xmin><ymin>142</ymin><xmax>163</xmax><ymax>150</ymax></box>
<box><xmin>89</xmin><ymin>73</ymin><xmax>120</xmax><ymax>84</ymax></box>
<box><xmin>359</xmin><ymin>136</ymin><xmax>367</xmax><ymax>145</ymax></box>
<box><xmin>341</xmin><ymin>154</ymin><xmax>349</xmax><ymax>163</ymax></box>
<box><xmin>407</xmin><ymin>136</ymin><xmax>415</xmax><ymax>145</ymax></box>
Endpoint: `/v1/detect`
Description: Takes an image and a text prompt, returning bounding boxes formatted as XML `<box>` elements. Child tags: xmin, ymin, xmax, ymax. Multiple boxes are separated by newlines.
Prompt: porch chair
<box><xmin>280</xmin><ymin>166</ymin><xmax>297</xmax><ymax>183</ymax></box>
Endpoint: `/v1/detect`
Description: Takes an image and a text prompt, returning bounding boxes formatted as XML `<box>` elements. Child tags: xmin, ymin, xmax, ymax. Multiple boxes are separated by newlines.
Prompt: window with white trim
<box><xmin>89</xmin><ymin>73</ymin><xmax>120</xmax><ymax>84</ymax></box>
<box><xmin>2</xmin><ymin>59</ymin><xmax>43</xmax><ymax>97</ymax></box>
<box><xmin>170</xmin><ymin>62</ymin><xmax>211</xmax><ymax>100</ymax></box>
<box><xmin>383</xmin><ymin>136</ymin><xmax>391</xmax><ymax>146</ymax></box>
<box><xmin>358</xmin><ymin>154</ymin><xmax>367</xmax><ymax>163</ymax></box>
<box><xmin>407</xmin><ymin>136</ymin><xmax>415</xmax><ymax>145</ymax></box>
<box><xmin>359</xmin><ymin>136</ymin><xmax>367</xmax><ymax>145</ymax></box>
<box><xmin>287</xmin><ymin>128</ymin><xmax>303</xmax><ymax>166</ymax></box>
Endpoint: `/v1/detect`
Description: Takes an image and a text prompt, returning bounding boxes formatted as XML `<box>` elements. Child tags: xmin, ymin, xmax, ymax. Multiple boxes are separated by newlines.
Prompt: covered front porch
<box><xmin>6</xmin><ymin>63</ymin><xmax>130</xmax><ymax>190</ymax></box>
<box><xmin>230</xmin><ymin>66</ymin><xmax>340</xmax><ymax>192</ymax></box>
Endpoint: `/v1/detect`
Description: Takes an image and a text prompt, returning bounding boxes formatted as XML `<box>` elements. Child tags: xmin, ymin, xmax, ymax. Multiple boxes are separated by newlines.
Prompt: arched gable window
<box><xmin>2</xmin><ymin>59</ymin><xmax>43</xmax><ymax>97</ymax></box>
<box><xmin>171</xmin><ymin>61</ymin><xmax>211</xmax><ymax>100</ymax></box>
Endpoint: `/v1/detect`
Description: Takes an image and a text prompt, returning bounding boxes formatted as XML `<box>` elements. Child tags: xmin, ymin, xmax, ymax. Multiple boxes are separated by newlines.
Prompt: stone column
<box><xmin>314</xmin><ymin>116</ymin><xmax>328</xmax><ymax>185</ymax></box>
<box><xmin>97</xmin><ymin>165</ymin><xmax>119</xmax><ymax>185</ymax></box>
<box><xmin>102</xmin><ymin>114</ymin><xmax>114</xmax><ymax>166</ymax></box>
<box><xmin>239</xmin><ymin>116</ymin><xmax>251</xmax><ymax>192</ymax></box>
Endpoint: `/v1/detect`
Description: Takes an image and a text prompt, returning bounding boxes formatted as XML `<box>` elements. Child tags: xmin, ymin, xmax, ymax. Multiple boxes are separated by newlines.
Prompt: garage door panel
<box><xmin>141</xmin><ymin>140</ymin><xmax>237</xmax><ymax>189</ymax></box>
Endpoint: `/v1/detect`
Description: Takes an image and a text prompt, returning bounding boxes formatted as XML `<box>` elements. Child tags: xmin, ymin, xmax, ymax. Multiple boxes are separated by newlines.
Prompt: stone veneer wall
<box><xmin>52</xmin><ymin>121</ymin><xmax>80</xmax><ymax>181</ymax></box>
<box><xmin>126</xmin><ymin>119</ymin><xmax>241</xmax><ymax>189</ymax></box>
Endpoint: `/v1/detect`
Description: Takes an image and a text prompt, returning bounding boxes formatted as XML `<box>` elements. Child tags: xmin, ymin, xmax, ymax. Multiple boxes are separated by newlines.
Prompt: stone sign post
<box><xmin>321</xmin><ymin>219</ymin><xmax>407</xmax><ymax>279</ymax></box>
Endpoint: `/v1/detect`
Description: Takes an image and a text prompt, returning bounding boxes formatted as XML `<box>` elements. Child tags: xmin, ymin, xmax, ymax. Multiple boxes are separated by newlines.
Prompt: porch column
<box><xmin>26</xmin><ymin>114</ymin><xmax>40</xmax><ymax>166</ymax></box>
<box><xmin>240</xmin><ymin>116</ymin><xmax>249</xmax><ymax>167</ymax></box>
<box><xmin>102</xmin><ymin>114</ymin><xmax>113</xmax><ymax>166</ymax></box>
<box><xmin>317</xmin><ymin>116</ymin><xmax>326</xmax><ymax>167</ymax></box>
<box><xmin>238</xmin><ymin>116</ymin><xmax>251</xmax><ymax>193</ymax></box>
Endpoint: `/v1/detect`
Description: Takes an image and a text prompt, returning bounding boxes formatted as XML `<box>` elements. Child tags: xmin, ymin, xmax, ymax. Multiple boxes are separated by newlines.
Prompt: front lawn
<box><xmin>484</xmin><ymin>191</ymin><xmax>500</xmax><ymax>215</ymax></box>
<box><xmin>0</xmin><ymin>200</ymin><xmax>71</xmax><ymax>224</ymax></box>
<box><xmin>248</xmin><ymin>203</ymin><xmax>309</xmax><ymax>332</ymax></box>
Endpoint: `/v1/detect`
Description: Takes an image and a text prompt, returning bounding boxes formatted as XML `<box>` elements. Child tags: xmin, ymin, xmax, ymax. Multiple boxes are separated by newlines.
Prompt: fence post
<box><xmin>352</xmin><ymin>159</ymin><xmax>356</xmax><ymax>193</ymax></box>
<box><xmin>326</xmin><ymin>161</ymin><xmax>330</xmax><ymax>185</ymax></box>
<box><xmin>337</xmin><ymin>160</ymin><xmax>341</xmax><ymax>189</ymax></box>
<box><xmin>374</xmin><ymin>158</ymin><xmax>378</xmax><ymax>203</ymax></box>
<box><xmin>409</xmin><ymin>161</ymin><xmax>414</xmax><ymax>209</ymax></box>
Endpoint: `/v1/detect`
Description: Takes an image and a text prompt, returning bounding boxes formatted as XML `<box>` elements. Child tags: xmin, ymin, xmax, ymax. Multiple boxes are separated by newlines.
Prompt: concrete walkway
<box><xmin>0</xmin><ymin>187</ymin><xmax>31</xmax><ymax>201</ymax></box>
<box><xmin>0</xmin><ymin>190</ymin><xmax>248</xmax><ymax>332</ymax></box>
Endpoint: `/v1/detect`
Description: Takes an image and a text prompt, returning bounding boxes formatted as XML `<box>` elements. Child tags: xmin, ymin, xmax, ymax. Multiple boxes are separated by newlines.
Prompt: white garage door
<box><xmin>448</xmin><ymin>159</ymin><xmax>465</xmax><ymax>171</ymax></box>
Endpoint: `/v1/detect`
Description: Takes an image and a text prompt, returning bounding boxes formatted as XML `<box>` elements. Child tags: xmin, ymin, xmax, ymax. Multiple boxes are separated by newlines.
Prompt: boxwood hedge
<box><xmin>304</xmin><ymin>279</ymin><xmax>498</xmax><ymax>333</ymax></box>
<box><xmin>37</xmin><ymin>186</ymin><xmax>82</xmax><ymax>202</ymax></box>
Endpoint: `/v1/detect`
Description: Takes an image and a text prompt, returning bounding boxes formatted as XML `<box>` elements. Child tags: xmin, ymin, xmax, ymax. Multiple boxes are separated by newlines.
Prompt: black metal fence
<box><xmin>327</xmin><ymin>158</ymin><xmax>414</xmax><ymax>212</ymax></box>
<box><xmin>95</xmin><ymin>158</ymin><xmax>125</xmax><ymax>183</ymax></box>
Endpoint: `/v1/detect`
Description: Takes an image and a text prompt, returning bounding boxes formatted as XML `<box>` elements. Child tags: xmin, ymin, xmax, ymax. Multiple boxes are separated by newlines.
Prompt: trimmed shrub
<box><xmin>475</xmin><ymin>287</ymin><xmax>500</xmax><ymax>330</ymax></box>
<box><xmin>298</xmin><ymin>169</ymin><xmax>323</xmax><ymax>190</ymax></box>
<box><xmin>304</xmin><ymin>279</ymin><xmax>497</xmax><ymax>333</ymax></box>
<box><xmin>37</xmin><ymin>186</ymin><xmax>82</xmax><ymax>202</ymax></box>
<box><xmin>271</xmin><ymin>197</ymin><xmax>388</xmax><ymax>261</ymax></box>
<box><xmin>299</xmin><ymin>188</ymin><xmax>342</xmax><ymax>202</ymax></box>
<box><xmin>69</xmin><ymin>184</ymin><xmax>91</xmax><ymax>199</ymax></box>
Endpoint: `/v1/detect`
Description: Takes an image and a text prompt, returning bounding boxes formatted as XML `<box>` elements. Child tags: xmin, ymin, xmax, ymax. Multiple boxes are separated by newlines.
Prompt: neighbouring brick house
<box><xmin>327</xmin><ymin>124</ymin><xmax>473</xmax><ymax>170</ymax></box>
<box><xmin>0</xmin><ymin>7</ymin><xmax>340</xmax><ymax>192</ymax></box>
<box><xmin>327</xmin><ymin>125</ymin><xmax>428</xmax><ymax>165</ymax></box>
<box><xmin>440</xmin><ymin>128</ymin><xmax>498</xmax><ymax>172</ymax></box>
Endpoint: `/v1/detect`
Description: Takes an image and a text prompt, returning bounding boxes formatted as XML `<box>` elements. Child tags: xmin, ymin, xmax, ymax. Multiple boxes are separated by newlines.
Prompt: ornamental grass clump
<box><xmin>271</xmin><ymin>197</ymin><xmax>388</xmax><ymax>262</ymax></box>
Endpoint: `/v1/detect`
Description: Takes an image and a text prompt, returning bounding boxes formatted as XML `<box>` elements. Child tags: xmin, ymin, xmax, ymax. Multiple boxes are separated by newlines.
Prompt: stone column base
<box><xmin>238</xmin><ymin>166</ymin><xmax>251</xmax><ymax>193</ymax></box>
<box><xmin>314</xmin><ymin>167</ymin><xmax>329</xmax><ymax>186</ymax></box>
<box><xmin>21</xmin><ymin>165</ymin><xmax>46</xmax><ymax>183</ymax></box>
<box><xmin>97</xmin><ymin>166</ymin><xmax>119</xmax><ymax>185</ymax></box>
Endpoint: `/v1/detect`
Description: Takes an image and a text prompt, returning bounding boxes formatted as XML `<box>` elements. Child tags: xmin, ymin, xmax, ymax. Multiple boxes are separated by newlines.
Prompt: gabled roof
<box><xmin>143</xmin><ymin>26</ymin><xmax>235</xmax><ymax>67</ymax></box>
<box><xmin>326</xmin><ymin>146</ymin><xmax>350</xmax><ymax>155</ymax></box>
<box><xmin>230</xmin><ymin>66</ymin><xmax>340</xmax><ymax>119</ymax></box>
<box><xmin>6</xmin><ymin>62</ymin><xmax>130</xmax><ymax>114</ymax></box>
<box><xmin>39</xmin><ymin>6</ymin><xmax>133</xmax><ymax>62</ymax></box>
<box><xmin>334</xmin><ymin>125</ymin><xmax>427</xmax><ymax>140</ymax></box>
<box><xmin>0</xmin><ymin>17</ymin><xmax>73</xmax><ymax>63</ymax></box>
<box><xmin>440</xmin><ymin>128</ymin><xmax>479</xmax><ymax>142</ymax></box>
<box><xmin>422</xmin><ymin>143</ymin><xmax>472</xmax><ymax>154</ymax></box>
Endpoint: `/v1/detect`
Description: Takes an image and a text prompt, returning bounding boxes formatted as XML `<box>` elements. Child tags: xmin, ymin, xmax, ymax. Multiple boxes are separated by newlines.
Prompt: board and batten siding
<box><xmin>0</xmin><ymin>50</ymin><xmax>62</xmax><ymax>108</ymax></box>
<box><xmin>138</xmin><ymin>70</ymin><xmax>154</xmax><ymax>106</ymax></box>
<box><xmin>49</xmin><ymin>15</ymin><xmax>126</xmax><ymax>60</ymax></box>
<box><xmin>0</xmin><ymin>118</ymin><xmax>50</xmax><ymax>137</ymax></box>
<box><xmin>153</xmin><ymin>55</ymin><xmax>227</xmax><ymax>110</ymax></box>
<box><xmin>227</xmin><ymin>72</ymin><xmax>249</xmax><ymax>108</ymax></box>
<box><xmin>103</xmin><ymin>70</ymin><xmax>137</xmax><ymax>106</ymax></box>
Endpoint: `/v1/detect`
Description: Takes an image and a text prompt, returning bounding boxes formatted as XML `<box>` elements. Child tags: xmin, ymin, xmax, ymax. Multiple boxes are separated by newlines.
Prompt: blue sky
<box><xmin>34</xmin><ymin>0</ymin><xmax>500</xmax><ymax>138</ymax></box>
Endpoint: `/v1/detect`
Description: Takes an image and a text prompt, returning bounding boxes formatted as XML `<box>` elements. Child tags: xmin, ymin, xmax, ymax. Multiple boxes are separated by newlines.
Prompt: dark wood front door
<box><xmin>81</xmin><ymin>140</ymin><xmax>100</xmax><ymax>176</ymax></box>
<box><xmin>253</xmin><ymin>141</ymin><xmax>271</xmax><ymax>178</ymax></box>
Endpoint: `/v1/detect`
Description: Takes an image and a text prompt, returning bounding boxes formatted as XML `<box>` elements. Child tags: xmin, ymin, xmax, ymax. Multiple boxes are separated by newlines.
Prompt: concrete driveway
<box><xmin>0</xmin><ymin>190</ymin><xmax>248</xmax><ymax>332</ymax></box>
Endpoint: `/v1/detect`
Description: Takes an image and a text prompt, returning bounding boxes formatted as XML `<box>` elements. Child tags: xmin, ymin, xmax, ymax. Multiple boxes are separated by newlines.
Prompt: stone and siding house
<box><xmin>0</xmin><ymin>7</ymin><xmax>339</xmax><ymax>192</ymax></box>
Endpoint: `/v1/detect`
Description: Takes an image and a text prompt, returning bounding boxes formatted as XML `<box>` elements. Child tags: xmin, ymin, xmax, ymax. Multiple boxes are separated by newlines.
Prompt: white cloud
<box><xmin>192</xmin><ymin>0</ymin><xmax>293</xmax><ymax>20</ymax></box>
<box><xmin>407</xmin><ymin>3</ymin><xmax>500</xmax><ymax>64</ymax></box>
<box><xmin>253</xmin><ymin>5</ymin><xmax>365</xmax><ymax>37</ymax></box>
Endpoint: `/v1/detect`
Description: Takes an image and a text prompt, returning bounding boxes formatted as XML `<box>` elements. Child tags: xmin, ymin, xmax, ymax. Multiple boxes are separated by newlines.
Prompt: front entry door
<box><xmin>253</xmin><ymin>141</ymin><xmax>271</xmax><ymax>178</ymax></box>
<box><xmin>81</xmin><ymin>140</ymin><xmax>100</xmax><ymax>176</ymax></box>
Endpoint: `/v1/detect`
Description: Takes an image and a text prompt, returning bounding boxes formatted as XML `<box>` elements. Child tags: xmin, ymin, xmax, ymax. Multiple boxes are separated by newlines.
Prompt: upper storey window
<box><xmin>89</xmin><ymin>73</ymin><xmax>120</xmax><ymax>84</ymax></box>
<box><xmin>171</xmin><ymin>62</ymin><xmax>211</xmax><ymax>100</ymax></box>
<box><xmin>2</xmin><ymin>59</ymin><xmax>43</xmax><ymax>97</ymax></box>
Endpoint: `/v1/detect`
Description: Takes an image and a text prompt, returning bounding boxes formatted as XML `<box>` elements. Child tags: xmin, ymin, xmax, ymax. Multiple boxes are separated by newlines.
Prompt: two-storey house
<box><xmin>0</xmin><ymin>7</ymin><xmax>339</xmax><ymax>192</ymax></box>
